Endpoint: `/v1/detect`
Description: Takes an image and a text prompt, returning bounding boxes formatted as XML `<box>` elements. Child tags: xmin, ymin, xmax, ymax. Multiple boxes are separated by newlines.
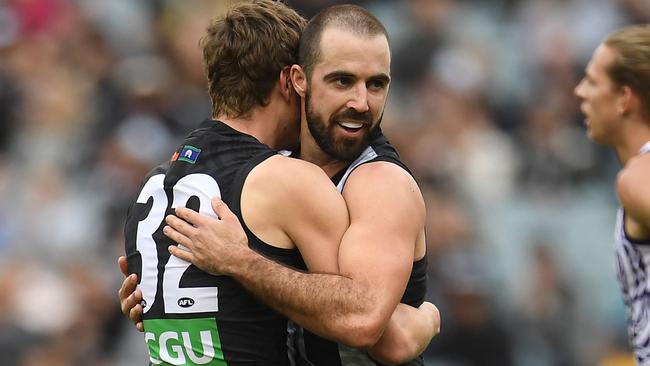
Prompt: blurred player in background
<box><xmin>575</xmin><ymin>24</ymin><xmax>650</xmax><ymax>365</ymax></box>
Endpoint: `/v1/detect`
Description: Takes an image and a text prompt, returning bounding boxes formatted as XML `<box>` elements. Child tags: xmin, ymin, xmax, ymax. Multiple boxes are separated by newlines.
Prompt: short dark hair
<box><xmin>604</xmin><ymin>24</ymin><xmax>650</xmax><ymax>120</ymax></box>
<box><xmin>201</xmin><ymin>0</ymin><xmax>306</xmax><ymax>118</ymax></box>
<box><xmin>298</xmin><ymin>4</ymin><xmax>389</xmax><ymax>80</ymax></box>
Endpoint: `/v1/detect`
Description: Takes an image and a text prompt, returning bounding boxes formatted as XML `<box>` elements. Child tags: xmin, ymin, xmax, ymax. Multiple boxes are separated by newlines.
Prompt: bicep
<box><xmin>338</xmin><ymin>164</ymin><xmax>425</xmax><ymax>312</ymax></box>
<box><xmin>283</xmin><ymin>167</ymin><xmax>349</xmax><ymax>274</ymax></box>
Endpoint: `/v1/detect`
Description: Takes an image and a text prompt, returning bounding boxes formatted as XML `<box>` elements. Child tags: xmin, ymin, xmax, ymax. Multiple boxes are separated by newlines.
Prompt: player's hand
<box><xmin>118</xmin><ymin>256</ymin><xmax>144</xmax><ymax>332</ymax></box>
<box><xmin>165</xmin><ymin>197</ymin><xmax>252</xmax><ymax>276</ymax></box>
<box><xmin>420</xmin><ymin>301</ymin><xmax>441</xmax><ymax>336</ymax></box>
<box><xmin>368</xmin><ymin>301</ymin><xmax>441</xmax><ymax>364</ymax></box>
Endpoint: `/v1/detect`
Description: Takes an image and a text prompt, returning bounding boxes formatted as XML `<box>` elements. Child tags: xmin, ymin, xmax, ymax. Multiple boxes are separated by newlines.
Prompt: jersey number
<box><xmin>135</xmin><ymin>173</ymin><xmax>221</xmax><ymax>314</ymax></box>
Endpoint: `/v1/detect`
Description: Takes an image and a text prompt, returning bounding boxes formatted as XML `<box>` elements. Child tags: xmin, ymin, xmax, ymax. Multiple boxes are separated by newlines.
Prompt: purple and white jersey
<box><xmin>615</xmin><ymin>141</ymin><xmax>650</xmax><ymax>365</ymax></box>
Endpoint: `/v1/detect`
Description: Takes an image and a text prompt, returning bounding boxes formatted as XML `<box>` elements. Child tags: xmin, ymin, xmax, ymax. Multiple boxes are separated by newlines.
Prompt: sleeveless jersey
<box><xmin>615</xmin><ymin>141</ymin><xmax>650</xmax><ymax>365</ymax></box>
<box><xmin>124</xmin><ymin>119</ymin><xmax>304</xmax><ymax>366</ymax></box>
<box><xmin>293</xmin><ymin>128</ymin><xmax>427</xmax><ymax>366</ymax></box>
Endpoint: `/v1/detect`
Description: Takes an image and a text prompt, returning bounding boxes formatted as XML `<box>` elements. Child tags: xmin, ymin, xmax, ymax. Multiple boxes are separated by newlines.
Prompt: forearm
<box><xmin>229</xmin><ymin>248</ymin><xmax>381</xmax><ymax>347</ymax></box>
<box><xmin>368</xmin><ymin>303</ymin><xmax>438</xmax><ymax>365</ymax></box>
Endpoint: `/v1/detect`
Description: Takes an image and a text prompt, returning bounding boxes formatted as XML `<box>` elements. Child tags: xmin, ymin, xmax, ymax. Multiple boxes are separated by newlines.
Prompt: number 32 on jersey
<box><xmin>133</xmin><ymin>173</ymin><xmax>225</xmax><ymax>365</ymax></box>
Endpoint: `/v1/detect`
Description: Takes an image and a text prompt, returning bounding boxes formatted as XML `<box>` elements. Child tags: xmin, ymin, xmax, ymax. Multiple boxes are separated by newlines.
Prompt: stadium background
<box><xmin>0</xmin><ymin>0</ymin><xmax>646</xmax><ymax>364</ymax></box>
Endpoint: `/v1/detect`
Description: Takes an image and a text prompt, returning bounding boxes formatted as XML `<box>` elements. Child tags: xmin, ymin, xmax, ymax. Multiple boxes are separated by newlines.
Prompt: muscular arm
<box><xmin>166</xmin><ymin>157</ymin><xmax>373</xmax><ymax>346</ymax></box>
<box><xmin>240</xmin><ymin>155</ymin><xmax>347</xmax><ymax>273</ymax></box>
<box><xmin>368</xmin><ymin>302</ymin><xmax>440</xmax><ymax>365</ymax></box>
<box><xmin>167</xmin><ymin>161</ymin><xmax>427</xmax><ymax>349</ymax></box>
<box><xmin>335</xmin><ymin>162</ymin><xmax>426</xmax><ymax>345</ymax></box>
<box><xmin>119</xmin><ymin>156</ymin><xmax>348</xmax><ymax>332</ymax></box>
<box><xmin>167</xmin><ymin>216</ymin><xmax>378</xmax><ymax>347</ymax></box>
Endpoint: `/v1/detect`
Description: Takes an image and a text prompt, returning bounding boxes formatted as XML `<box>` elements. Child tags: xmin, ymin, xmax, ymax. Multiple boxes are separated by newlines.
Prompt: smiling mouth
<box><xmin>337</xmin><ymin>121</ymin><xmax>367</xmax><ymax>133</ymax></box>
<box><xmin>340</xmin><ymin>121</ymin><xmax>363</xmax><ymax>128</ymax></box>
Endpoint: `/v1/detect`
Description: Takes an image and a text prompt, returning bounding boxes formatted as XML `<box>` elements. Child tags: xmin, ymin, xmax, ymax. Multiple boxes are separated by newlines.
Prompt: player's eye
<box><xmin>368</xmin><ymin>79</ymin><xmax>387</xmax><ymax>91</ymax></box>
<box><xmin>334</xmin><ymin>77</ymin><xmax>352</xmax><ymax>87</ymax></box>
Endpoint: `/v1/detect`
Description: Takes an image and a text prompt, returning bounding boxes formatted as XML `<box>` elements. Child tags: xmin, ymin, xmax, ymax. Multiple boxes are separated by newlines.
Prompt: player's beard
<box><xmin>305</xmin><ymin>89</ymin><xmax>379</xmax><ymax>162</ymax></box>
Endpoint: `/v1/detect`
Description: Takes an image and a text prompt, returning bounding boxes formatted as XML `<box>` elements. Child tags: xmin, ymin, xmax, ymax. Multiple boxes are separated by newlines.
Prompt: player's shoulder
<box><xmin>247</xmin><ymin>154</ymin><xmax>331</xmax><ymax>196</ymax></box>
<box><xmin>257</xmin><ymin>154</ymin><xmax>326</xmax><ymax>176</ymax></box>
<box><xmin>181</xmin><ymin>120</ymin><xmax>221</xmax><ymax>145</ymax></box>
<box><xmin>344</xmin><ymin>160</ymin><xmax>425</xmax><ymax>216</ymax></box>
<box><xmin>616</xmin><ymin>153</ymin><xmax>650</xmax><ymax>204</ymax></box>
<box><xmin>348</xmin><ymin>160</ymin><xmax>416</xmax><ymax>189</ymax></box>
<box><xmin>137</xmin><ymin>161</ymin><xmax>170</xmax><ymax>186</ymax></box>
<box><xmin>182</xmin><ymin>119</ymin><xmax>264</xmax><ymax>152</ymax></box>
<box><xmin>617</xmin><ymin>153</ymin><xmax>650</xmax><ymax>187</ymax></box>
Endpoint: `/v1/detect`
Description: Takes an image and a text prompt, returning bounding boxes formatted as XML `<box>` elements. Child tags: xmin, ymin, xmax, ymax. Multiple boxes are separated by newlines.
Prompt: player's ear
<box><xmin>279</xmin><ymin>66</ymin><xmax>293</xmax><ymax>100</ymax></box>
<box><xmin>290</xmin><ymin>64</ymin><xmax>307</xmax><ymax>98</ymax></box>
<box><xmin>617</xmin><ymin>85</ymin><xmax>636</xmax><ymax>116</ymax></box>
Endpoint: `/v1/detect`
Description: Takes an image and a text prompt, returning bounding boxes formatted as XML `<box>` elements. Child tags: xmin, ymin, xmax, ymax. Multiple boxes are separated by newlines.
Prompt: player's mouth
<box><xmin>578</xmin><ymin>103</ymin><xmax>588</xmax><ymax>121</ymax></box>
<box><xmin>339</xmin><ymin>121</ymin><xmax>364</xmax><ymax>130</ymax></box>
<box><xmin>337</xmin><ymin>120</ymin><xmax>367</xmax><ymax>136</ymax></box>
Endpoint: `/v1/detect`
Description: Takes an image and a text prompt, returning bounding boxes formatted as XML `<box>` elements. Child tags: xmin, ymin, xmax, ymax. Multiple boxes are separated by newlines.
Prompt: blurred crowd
<box><xmin>0</xmin><ymin>0</ymin><xmax>646</xmax><ymax>365</ymax></box>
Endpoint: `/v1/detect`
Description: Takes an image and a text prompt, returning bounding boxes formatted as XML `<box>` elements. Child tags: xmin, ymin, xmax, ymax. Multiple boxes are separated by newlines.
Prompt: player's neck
<box><xmin>216</xmin><ymin>110</ymin><xmax>285</xmax><ymax>150</ymax></box>
<box><xmin>615</xmin><ymin>122</ymin><xmax>650</xmax><ymax>165</ymax></box>
<box><xmin>298</xmin><ymin>132</ymin><xmax>349</xmax><ymax>178</ymax></box>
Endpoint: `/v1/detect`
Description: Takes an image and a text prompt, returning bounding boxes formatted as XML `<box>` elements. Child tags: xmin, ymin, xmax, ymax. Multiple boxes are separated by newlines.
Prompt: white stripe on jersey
<box><xmin>642</xmin><ymin>142</ymin><xmax>650</xmax><ymax>155</ymax></box>
<box><xmin>336</xmin><ymin>146</ymin><xmax>378</xmax><ymax>192</ymax></box>
<box><xmin>615</xmin><ymin>141</ymin><xmax>650</xmax><ymax>365</ymax></box>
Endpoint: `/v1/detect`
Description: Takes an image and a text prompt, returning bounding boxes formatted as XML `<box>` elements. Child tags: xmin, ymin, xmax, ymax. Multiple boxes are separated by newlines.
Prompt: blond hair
<box><xmin>605</xmin><ymin>24</ymin><xmax>650</xmax><ymax>119</ymax></box>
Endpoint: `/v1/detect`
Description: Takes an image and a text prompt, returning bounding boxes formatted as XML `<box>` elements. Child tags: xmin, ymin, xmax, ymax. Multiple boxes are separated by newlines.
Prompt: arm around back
<box><xmin>334</xmin><ymin>161</ymin><xmax>428</xmax><ymax>348</ymax></box>
<box><xmin>225</xmin><ymin>155</ymin><xmax>385</xmax><ymax>346</ymax></box>
<box><xmin>163</xmin><ymin>155</ymin><xmax>429</xmax><ymax>349</ymax></box>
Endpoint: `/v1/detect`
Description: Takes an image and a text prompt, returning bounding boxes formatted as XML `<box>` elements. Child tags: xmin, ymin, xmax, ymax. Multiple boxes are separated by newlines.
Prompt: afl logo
<box><xmin>178</xmin><ymin>297</ymin><xmax>195</xmax><ymax>308</ymax></box>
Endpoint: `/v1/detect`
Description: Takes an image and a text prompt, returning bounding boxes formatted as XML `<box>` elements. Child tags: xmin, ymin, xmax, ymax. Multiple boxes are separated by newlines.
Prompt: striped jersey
<box><xmin>615</xmin><ymin>141</ymin><xmax>650</xmax><ymax>365</ymax></box>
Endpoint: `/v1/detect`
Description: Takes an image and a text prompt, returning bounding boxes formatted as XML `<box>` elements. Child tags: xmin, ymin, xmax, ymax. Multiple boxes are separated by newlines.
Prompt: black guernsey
<box><xmin>124</xmin><ymin>119</ymin><xmax>304</xmax><ymax>366</ymax></box>
<box><xmin>293</xmin><ymin>128</ymin><xmax>427</xmax><ymax>366</ymax></box>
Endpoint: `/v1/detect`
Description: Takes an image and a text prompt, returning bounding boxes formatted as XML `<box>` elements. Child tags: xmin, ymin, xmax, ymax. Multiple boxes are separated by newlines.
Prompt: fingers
<box><xmin>163</xmin><ymin>224</ymin><xmax>193</xmax><ymax>248</ymax></box>
<box><xmin>128</xmin><ymin>297</ymin><xmax>144</xmax><ymax>331</ymax></box>
<box><xmin>119</xmin><ymin>277</ymin><xmax>139</xmax><ymax>315</ymax></box>
<box><xmin>126</xmin><ymin>289</ymin><xmax>143</xmax><ymax>314</ymax></box>
<box><xmin>165</xmin><ymin>214</ymin><xmax>197</xmax><ymax>239</ymax></box>
<box><xmin>174</xmin><ymin>206</ymin><xmax>203</xmax><ymax>226</ymax></box>
<box><xmin>121</xmin><ymin>285</ymin><xmax>144</xmax><ymax>329</ymax></box>
<box><xmin>117</xmin><ymin>261</ymin><xmax>145</xmax><ymax>332</ymax></box>
<box><xmin>211</xmin><ymin>197</ymin><xmax>235</xmax><ymax>220</ymax></box>
<box><xmin>118</xmin><ymin>256</ymin><xmax>128</xmax><ymax>277</ymax></box>
<box><xmin>168</xmin><ymin>244</ymin><xmax>194</xmax><ymax>263</ymax></box>
<box><xmin>118</xmin><ymin>273</ymin><xmax>138</xmax><ymax>307</ymax></box>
